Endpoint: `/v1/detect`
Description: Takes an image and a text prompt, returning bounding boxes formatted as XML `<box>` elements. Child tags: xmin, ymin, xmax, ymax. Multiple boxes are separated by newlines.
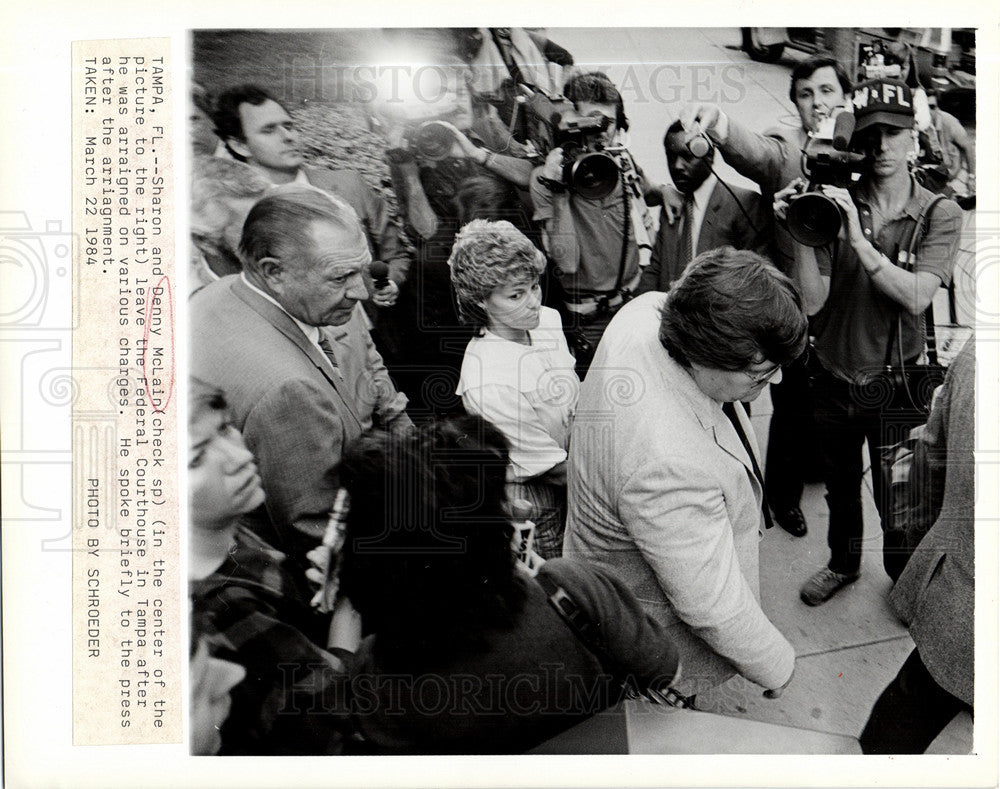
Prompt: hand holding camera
<box><xmin>541</xmin><ymin>146</ymin><xmax>565</xmax><ymax>182</ymax></box>
<box><xmin>785</xmin><ymin>110</ymin><xmax>867</xmax><ymax>247</ymax></box>
<box><xmin>816</xmin><ymin>185</ymin><xmax>864</xmax><ymax>245</ymax></box>
<box><xmin>420</xmin><ymin>120</ymin><xmax>482</xmax><ymax>162</ymax></box>
<box><xmin>772</xmin><ymin>178</ymin><xmax>807</xmax><ymax>224</ymax></box>
<box><xmin>678</xmin><ymin>103</ymin><xmax>730</xmax><ymax>145</ymax></box>
<box><xmin>381</xmin><ymin>117</ymin><xmax>477</xmax><ymax>166</ymax></box>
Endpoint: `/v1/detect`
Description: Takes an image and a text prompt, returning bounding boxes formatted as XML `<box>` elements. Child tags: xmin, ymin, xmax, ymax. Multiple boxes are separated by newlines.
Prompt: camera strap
<box><xmin>882</xmin><ymin>194</ymin><xmax>948</xmax><ymax>371</ymax></box>
<box><xmin>617</xmin><ymin>167</ymin><xmax>630</xmax><ymax>287</ymax></box>
<box><xmin>535</xmin><ymin>571</ymin><xmax>691</xmax><ymax>708</ymax></box>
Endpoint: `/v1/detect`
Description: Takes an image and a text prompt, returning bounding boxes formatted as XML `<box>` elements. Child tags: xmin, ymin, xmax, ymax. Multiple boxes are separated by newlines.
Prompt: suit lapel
<box><xmin>661</xmin><ymin>354</ymin><xmax>757</xmax><ymax>478</ymax></box>
<box><xmin>231</xmin><ymin>277</ymin><xmax>365</xmax><ymax>430</ymax></box>
<box><xmin>696</xmin><ymin>182</ymin><xmax>725</xmax><ymax>254</ymax></box>
<box><xmin>710</xmin><ymin>404</ymin><xmax>758</xmax><ymax>479</ymax></box>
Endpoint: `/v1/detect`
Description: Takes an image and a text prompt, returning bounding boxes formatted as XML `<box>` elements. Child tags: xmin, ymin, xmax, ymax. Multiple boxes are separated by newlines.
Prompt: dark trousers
<box><xmin>764</xmin><ymin>353</ymin><xmax>815</xmax><ymax>513</ymax></box>
<box><xmin>810</xmin><ymin>364</ymin><xmax>925</xmax><ymax>575</ymax></box>
<box><xmin>860</xmin><ymin>648</ymin><xmax>972</xmax><ymax>754</ymax></box>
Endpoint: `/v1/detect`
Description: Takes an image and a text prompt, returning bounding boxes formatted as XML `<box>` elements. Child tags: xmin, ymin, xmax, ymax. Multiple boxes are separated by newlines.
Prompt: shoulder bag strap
<box><xmin>535</xmin><ymin>572</ymin><xmax>691</xmax><ymax>708</ymax></box>
<box><xmin>884</xmin><ymin>194</ymin><xmax>948</xmax><ymax>369</ymax></box>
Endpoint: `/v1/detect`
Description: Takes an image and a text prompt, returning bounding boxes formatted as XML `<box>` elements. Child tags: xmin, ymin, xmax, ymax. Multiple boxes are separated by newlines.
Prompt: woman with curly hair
<box><xmin>449</xmin><ymin>219</ymin><xmax>579</xmax><ymax>557</ymax></box>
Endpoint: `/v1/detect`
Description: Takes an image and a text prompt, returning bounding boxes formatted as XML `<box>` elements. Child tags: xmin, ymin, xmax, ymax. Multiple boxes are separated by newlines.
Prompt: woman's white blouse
<box><xmin>457</xmin><ymin>307</ymin><xmax>580</xmax><ymax>482</ymax></box>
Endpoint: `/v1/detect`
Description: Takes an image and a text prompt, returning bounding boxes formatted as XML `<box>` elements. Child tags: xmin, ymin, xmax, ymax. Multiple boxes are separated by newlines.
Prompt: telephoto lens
<box><xmin>564</xmin><ymin>149</ymin><xmax>619</xmax><ymax>200</ymax></box>
<box><xmin>411</xmin><ymin>121</ymin><xmax>455</xmax><ymax>161</ymax></box>
<box><xmin>787</xmin><ymin>190</ymin><xmax>843</xmax><ymax>247</ymax></box>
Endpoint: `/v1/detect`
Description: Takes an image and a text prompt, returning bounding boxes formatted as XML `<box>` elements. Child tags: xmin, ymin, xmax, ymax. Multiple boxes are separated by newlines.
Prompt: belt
<box><xmin>564</xmin><ymin>274</ymin><xmax>641</xmax><ymax>316</ymax></box>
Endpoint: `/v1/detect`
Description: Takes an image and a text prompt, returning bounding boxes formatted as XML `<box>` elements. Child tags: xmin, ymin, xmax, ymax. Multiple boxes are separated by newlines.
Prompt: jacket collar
<box><xmin>230</xmin><ymin>276</ymin><xmax>364</xmax><ymax>428</ymax></box>
<box><xmin>659</xmin><ymin>352</ymin><xmax>757</xmax><ymax>475</ymax></box>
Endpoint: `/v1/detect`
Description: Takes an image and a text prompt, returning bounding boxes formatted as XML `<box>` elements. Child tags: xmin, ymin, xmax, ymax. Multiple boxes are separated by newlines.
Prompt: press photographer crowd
<box><xmin>186</xmin><ymin>28</ymin><xmax>976</xmax><ymax>755</ymax></box>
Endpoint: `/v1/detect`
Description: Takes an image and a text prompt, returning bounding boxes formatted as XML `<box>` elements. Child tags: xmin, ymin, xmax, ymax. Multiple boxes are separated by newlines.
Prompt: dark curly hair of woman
<box><xmin>338</xmin><ymin>414</ymin><xmax>527</xmax><ymax>670</ymax></box>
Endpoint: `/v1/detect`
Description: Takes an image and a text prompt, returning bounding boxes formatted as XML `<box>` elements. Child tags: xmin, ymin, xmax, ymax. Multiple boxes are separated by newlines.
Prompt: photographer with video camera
<box><xmin>529</xmin><ymin>72</ymin><xmax>653</xmax><ymax>371</ymax></box>
<box><xmin>774</xmin><ymin>78</ymin><xmax>963</xmax><ymax>606</ymax></box>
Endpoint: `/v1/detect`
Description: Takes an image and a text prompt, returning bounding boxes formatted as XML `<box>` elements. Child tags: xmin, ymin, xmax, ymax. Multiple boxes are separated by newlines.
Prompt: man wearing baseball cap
<box><xmin>774</xmin><ymin>77</ymin><xmax>963</xmax><ymax>605</ymax></box>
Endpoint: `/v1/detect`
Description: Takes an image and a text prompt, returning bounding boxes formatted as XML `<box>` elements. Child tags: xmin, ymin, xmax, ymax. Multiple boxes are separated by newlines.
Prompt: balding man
<box><xmin>191</xmin><ymin>189</ymin><xmax>412</xmax><ymax>560</ymax></box>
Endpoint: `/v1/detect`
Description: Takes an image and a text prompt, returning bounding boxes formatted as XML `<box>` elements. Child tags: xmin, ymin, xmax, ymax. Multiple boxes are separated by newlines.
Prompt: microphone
<box><xmin>311</xmin><ymin>488</ymin><xmax>350</xmax><ymax>613</ymax></box>
<box><xmin>370</xmin><ymin>260</ymin><xmax>391</xmax><ymax>290</ymax></box>
<box><xmin>832</xmin><ymin>111</ymin><xmax>856</xmax><ymax>152</ymax></box>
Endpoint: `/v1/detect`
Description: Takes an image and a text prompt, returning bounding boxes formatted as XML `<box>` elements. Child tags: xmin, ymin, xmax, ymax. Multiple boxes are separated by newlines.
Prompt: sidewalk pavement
<box><xmin>552</xmin><ymin>27</ymin><xmax>972</xmax><ymax>751</ymax></box>
<box><xmin>735</xmin><ymin>397</ymin><xmax>972</xmax><ymax>753</ymax></box>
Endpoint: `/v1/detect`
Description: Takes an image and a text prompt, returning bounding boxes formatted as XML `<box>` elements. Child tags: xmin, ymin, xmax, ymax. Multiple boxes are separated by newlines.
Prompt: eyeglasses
<box><xmin>742</xmin><ymin>363</ymin><xmax>782</xmax><ymax>386</ymax></box>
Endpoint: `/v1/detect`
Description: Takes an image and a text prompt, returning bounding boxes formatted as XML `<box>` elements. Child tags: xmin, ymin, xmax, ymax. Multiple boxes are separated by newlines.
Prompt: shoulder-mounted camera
<box><xmin>787</xmin><ymin>111</ymin><xmax>869</xmax><ymax>247</ymax></box>
<box><xmin>524</xmin><ymin>89</ymin><xmax>622</xmax><ymax>199</ymax></box>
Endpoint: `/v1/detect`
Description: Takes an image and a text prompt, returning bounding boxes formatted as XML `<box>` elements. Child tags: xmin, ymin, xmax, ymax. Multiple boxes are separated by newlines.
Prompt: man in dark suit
<box><xmin>190</xmin><ymin>189</ymin><xmax>413</xmax><ymax>561</ymax></box>
<box><xmin>637</xmin><ymin>120</ymin><xmax>768</xmax><ymax>296</ymax></box>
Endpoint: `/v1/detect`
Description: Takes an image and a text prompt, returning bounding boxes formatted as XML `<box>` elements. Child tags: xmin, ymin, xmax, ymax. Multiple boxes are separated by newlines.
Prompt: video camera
<box><xmin>786</xmin><ymin>110</ymin><xmax>869</xmax><ymax>247</ymax></box>
<box><xmin>522</xmin><ymin>88</ymin><xmax>622</xmax><ymax>199</ymax></box>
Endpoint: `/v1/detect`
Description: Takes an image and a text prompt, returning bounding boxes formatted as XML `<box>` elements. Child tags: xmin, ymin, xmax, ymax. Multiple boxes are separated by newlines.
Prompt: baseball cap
<box><xmin>850</xmin><ymin>78</ymin><xmax>915</xmax><ymax>133</ymax></box>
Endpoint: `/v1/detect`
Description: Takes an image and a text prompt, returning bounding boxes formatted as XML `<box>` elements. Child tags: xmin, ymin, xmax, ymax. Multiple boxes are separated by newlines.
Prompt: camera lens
<box><xmin>412</xmin><ymin>121</ymin><xmax>454</xmax><ymax>161</ymax></box>
<box><xmin>787</xmin><ymin>192</ymin><xmax>842</xmax><ymax>247</ymax></box>
<box><xmin>567</xmin><ymin>152</ymin><xmax>619</xmax><ymax>200</ymax></box>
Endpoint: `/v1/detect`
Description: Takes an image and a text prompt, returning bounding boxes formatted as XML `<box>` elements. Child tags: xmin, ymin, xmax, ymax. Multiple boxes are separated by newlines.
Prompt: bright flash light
<box><xmin>368</xmin><ymin>49</ymin><xmax>467</xmax><ymax>123</ymax></box>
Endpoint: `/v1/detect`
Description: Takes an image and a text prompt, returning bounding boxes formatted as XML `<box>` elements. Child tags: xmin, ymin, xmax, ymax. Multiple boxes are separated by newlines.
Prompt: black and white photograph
<box><xmin>1</xmin><ymin>6</ymin><xmax>997</xmax><ymax>788</ymax></box>
<box><xmin>187</xmin><ymin>26</ymin><xmax>979</xmax><ymax>757</ymax></box>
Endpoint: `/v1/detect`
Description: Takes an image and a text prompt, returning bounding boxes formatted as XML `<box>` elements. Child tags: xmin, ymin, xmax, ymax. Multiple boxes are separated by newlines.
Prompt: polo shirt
<box><xmin>811</xmin><ymin>177</ymin><xmax>962</xmax><ymax>384</ymax></box>
<box><xmin>530</xmin><ymin>172</ymin><xmax>640</xmax><ymax>296</ymax></box>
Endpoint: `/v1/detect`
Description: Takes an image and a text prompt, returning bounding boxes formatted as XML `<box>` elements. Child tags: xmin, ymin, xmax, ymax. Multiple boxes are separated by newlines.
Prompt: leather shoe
<box><xmin>774</xmin><ymin>506</ymin><xmax>808</xmax><ymax>537</ymax></box>
<box><xmin>800</xmin><ymin>568</ymin><xmax>860</xmax><ymax>606</ymax></box>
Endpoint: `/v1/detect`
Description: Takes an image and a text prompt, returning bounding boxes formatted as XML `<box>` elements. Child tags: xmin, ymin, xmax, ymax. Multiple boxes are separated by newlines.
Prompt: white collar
<box><xmin>240</xmin><ymin>272</ymin><xmax>320</xmax><ymax>346</ymax></box>
<box><xmin>690</xmin><ymin>172</ymin><xmax>717</xmax><ymax>208</ymax></box>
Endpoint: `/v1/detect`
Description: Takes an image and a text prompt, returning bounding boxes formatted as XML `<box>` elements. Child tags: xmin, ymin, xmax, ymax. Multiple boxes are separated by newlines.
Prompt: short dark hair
<box><xmin>659</xmin><ymin>247</ymin><xmax>808</xmax><ymax>370</ymax></box>
<box><xmin>189</xmin><ymin>377</ymin><xmax>228</xmax><ymax>428</ymax></box>
<box><xmin>238</xmin><ymin>188</ymin><xmax>364</xmax><ymax>275</ymax></box>
<box><xmin>788</xmin><ymin>57</ymin><xmax>853</xmax><ymax>103</ymax></box>
<box><xmin>213</xmin><ymin>84</ymin><xmax>288</xmax><ymax>157</ymax></box>
<box><xmin>664</xmin><ymin>119</ymin><xmax>685</xmax><ymax>143</ymax></box>
<box><xmin>338</xmin><ymin>414</ymin><xmax>526</xmax><ymax>668</ymax></box>
<box><xmin>564</xmin><ymin>72</ymin><xmax>629</xmax><ymax>132</ymax></box>
<box><xmin>454</xmin><ymin>173</ymin><xmax>521</xmax><ymax>226</ymax></box>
